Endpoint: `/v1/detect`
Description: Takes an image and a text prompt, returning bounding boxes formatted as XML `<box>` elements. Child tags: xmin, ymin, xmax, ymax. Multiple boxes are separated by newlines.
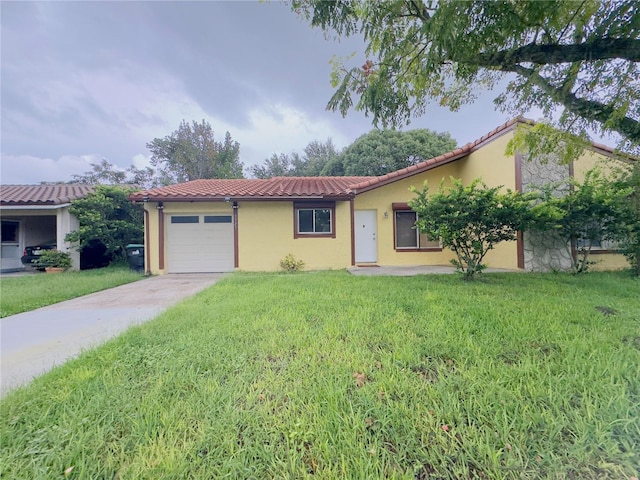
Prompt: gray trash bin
<box><xmin>125</xmin><ymin>244</ymin><xmax>145</xmax><ymax>272</ymax></box>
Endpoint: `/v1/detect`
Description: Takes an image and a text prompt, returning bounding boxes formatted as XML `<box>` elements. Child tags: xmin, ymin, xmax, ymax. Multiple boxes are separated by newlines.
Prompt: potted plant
<box><xmin>33</xmin><ymin>250</ymin><xmax>72</xmax><ymax>273</ymax></box>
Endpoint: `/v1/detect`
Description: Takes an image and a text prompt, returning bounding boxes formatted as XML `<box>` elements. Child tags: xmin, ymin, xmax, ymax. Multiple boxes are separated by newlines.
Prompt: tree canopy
<box><xmin>69</xmin><ymin>159</ymin><xmax>158</xmax><ymax>189</ymax></box>
<box><xmin>292</xmin><ymin>0</ymin><xmax>640</xmax><ymax>155</ymax></box>
<box><xmin>147</xmin><ymin>119</ymin><xmax>243</xmax><ymax>183</ymax></box>
<box><xmin>250</xmin><ymin>139</ymin><xmax>341</xmax><ymax>178</ymax></box>
<box><xmin>250</xmin><ymin>129</ymin><xmax>456</xmax><ymax>178</ymax></box>
<box><xmin>339</xmin><ymin>129</ymin><xmax>456</xmax><ymax>176</ymax></box>
<box><xmin>66</xmin><ymin>185</ymin><xmax>144</xmax><ymax>263</ymax></box>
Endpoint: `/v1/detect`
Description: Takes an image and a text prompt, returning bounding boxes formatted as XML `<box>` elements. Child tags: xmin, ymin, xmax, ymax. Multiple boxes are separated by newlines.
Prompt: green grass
<box><xmin>0</xmin><ymin>266</ymin><xmax>143</xmax><ymax>317</ymax></box>
<box><xmin>1</xmin><ymin>271</ymin><xmax>639</xmax><ymax>479</ymax></box>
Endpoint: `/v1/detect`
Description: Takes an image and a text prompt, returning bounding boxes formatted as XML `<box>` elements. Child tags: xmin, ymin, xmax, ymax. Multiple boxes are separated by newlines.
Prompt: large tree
<box><xmin>294</xmin><ymin>139</ymin><xmax>341</xmax><ymax>176</ymax></box>
<box><xmin>250</xmin><ymin>130</ymin><xmax>455</xmax><ymax>178</ymax></box>
<box><xmin>338</xmin><ymin>128</ymin><xmax>456</xmax><ymax>176</ymax></box>
<box><xmin>147</xmin><ymin>119</ymin><xmax>243</xmax><ymax>183</ymax></box>
<box><xmin>69</xmin><ymin>159</ymin><xmax>128</xmax><ymax>185</ymax></box>
<box><xmin>292</xmin><ymin>0</ymin><xmax>640</xmax><ymax>155</ymax></box>
<box><xmin>250</xmin><ymin>139</ymin><xmax>340</xmax><ymax>178</ymax></box>
<box><xmin>69</xmin><ymin>159</ymin><xmax>158</xmax><ymax>189</ymax></box>
<box><xmin>251</xmin><ymin>153</ymin><xmax>294</xmax><ymax>179</ymax></box>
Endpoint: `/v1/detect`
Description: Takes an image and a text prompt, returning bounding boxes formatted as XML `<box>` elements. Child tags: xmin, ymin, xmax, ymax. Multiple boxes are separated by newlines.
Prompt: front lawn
<box><xmin>0</xmin><ymin>266</ymin><xmax>143</xmax><ymax>317</ymax></box>
<box><xmin>1</xmin><ymin>271</ymin><xmax>638</xmax><ymax>479</ymax></box>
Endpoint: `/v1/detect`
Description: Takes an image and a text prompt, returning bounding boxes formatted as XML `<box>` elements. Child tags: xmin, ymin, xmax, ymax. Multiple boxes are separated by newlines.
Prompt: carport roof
<box><xmin>0</xmin><ymin>184</ymin><xmax>93</xmax><ymax>206</ymax></box>
<box><xmin>129</xmin><ymin>176</ymin><xmax>375</xmax><ymax>202</ymax></box>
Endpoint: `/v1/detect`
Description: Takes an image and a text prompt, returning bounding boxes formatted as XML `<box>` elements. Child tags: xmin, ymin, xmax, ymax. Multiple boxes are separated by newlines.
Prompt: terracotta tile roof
<box><xmin>0</xmin><ymin>184</ymin><xmax>94</xmax><ymax>206</ymax></box>
<box><xmin>349</xmin><ymin>117</ymin><xmax>530</xmax><ymax>193</ymax></box>
<box><xmin>129</xmin><ymin>116</ymin><xmax>627</xmax><ymax>202</ymax></box>
<box><xmin>129</xmin><ymin>176</ymin><xmax>375</xmax><ymax>202</ymax></box>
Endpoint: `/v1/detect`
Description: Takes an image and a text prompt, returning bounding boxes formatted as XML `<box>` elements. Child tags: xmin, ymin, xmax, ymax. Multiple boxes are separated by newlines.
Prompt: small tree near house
<box><xmin>534</xmin><ymin>168</ymin><xmax>634</xmax><ymax>273</ymax></box>
<box><xmin>410</xmin><ymin>178</ymin><xmax>538</xmax><ymax>280</ymax></box>
<box><xmin>616</xmin><ymin>162</ymin><xmax>640</xmax><ymax>276</ymax></box>
<box><xmin>66</xmin><ymin>185</ymin><xmax>144</xmax><ymax>266</ymax></box>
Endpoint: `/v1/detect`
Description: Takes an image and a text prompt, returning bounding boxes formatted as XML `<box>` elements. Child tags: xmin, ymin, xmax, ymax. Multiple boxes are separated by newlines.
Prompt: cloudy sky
<box><xmin>2</xmin><ymin>1</ymin><xmax>554</xmax><ymax>185</ymax></box>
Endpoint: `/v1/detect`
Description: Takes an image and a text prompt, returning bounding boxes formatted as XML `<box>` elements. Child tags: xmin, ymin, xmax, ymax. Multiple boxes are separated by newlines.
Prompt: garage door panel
<box><xmin>166</xmin><ymin>215</ymin><xmax>234</xmax><ymax>273</ymax></box>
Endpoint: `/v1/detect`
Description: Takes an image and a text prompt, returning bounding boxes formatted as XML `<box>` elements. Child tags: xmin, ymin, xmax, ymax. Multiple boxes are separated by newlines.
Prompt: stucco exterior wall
<box><xmin>352</xmin><ymin>133</ymin><xmax>520</xmax><ymax>270</ymax></box>
<box><xmin>143</xmin><ymin>203</ymin><xmax>160</xmax><ymax>274</ymax></box>
<box><xmin>572</xmin><ymin>149</ymin><xmax>615</xmax><ymax>181</ymax></box>
<box><xmin>458</xmin><ymin>133</ymin><xmax>517</xmax><ymax>190</ymax></box>
<box><xmin>144</xmin><ymin>200</ymin><xmax>352</xmax><ymax>274</ymax></box>
<box><xmin>456</xmin><ymin>132</ymin><xmax>520</xmax><ymax>269</ymax></box>
<box><xmin>57</xmin><ymin>206</ymin><xmax>80</xmax><ymax>269</ymax></box>
<box><xmin>140</xmin><ymin>127</ymin><xmax>629</xmax><ymax>275</ymax></box>
<box><xmin>237</xmin><ymin>200</ymin><xmax>352</xmax><ymax>271</ymax></box>
<box><xmin>354</xmin><ymin>162</ymin><xmax>460</xmax><ymax>266</ymax></box>
<box><xmin>588</xmin><ymin>253</ymin><xmax>630</xmax><ymax>271</ymax></box>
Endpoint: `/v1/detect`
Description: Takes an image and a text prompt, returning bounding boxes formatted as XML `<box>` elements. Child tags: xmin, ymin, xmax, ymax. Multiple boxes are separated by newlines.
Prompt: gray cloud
<box><xmin>1</xmin><ymin>0</ymin><xmax>516</xmax><ymax>185</ymax></box>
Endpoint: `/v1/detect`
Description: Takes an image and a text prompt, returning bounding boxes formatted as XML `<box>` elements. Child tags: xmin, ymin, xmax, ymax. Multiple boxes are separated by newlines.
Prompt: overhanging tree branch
<box><xmin>477</xmin><ymin>38</ymin><xmax>640</xmax><ymax>66</ymax></box>
<box><xmin>513</xmin><ymin>65</ymin><xmax>640</xmax><ymax>141</ymax></box>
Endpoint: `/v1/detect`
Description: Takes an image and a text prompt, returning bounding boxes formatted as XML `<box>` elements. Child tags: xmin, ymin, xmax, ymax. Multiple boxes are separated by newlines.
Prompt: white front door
<box><xmin>355</xmin><ymin>210</ymin><xmax>377</xmax><ymax>263</ymax></box>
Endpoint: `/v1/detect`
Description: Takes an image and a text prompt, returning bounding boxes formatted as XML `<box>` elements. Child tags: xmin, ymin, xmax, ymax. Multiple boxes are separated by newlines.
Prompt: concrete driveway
<box><xmin>1</xmin><ymin>273</ymin><xmax>225</xmax><ymax>396</ymax></box>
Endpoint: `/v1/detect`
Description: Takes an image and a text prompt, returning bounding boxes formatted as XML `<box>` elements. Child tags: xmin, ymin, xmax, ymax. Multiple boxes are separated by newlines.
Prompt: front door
<box><xmin>355</xmin><ymin>210</ymin><xmax>377</xmax><ymax>263</ymax></box>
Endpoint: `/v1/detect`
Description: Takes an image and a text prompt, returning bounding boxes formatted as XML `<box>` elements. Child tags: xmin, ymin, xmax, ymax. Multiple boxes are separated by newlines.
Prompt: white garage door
<box><xmin>166</xmin><ymin>214</ymin><xmax>234</xmax><ymax>273</ymax></box>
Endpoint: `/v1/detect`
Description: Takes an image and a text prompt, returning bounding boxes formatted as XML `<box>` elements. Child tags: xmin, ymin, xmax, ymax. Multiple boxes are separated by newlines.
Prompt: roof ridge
<box><xmin>348</xmin><ymin>117</ymin><xmax>534</xmax><ymax>192</ymax></box>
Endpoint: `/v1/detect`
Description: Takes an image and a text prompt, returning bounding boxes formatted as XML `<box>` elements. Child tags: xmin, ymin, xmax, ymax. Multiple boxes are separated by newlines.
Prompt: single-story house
<box><xmin>129</xmin><ymin>118</ymin><xmax>630</xmax><ymax>275</ymax></box>
<box><xmin>0</xmin><ymin>184</ymin><xmax>93</xmax><ymax>272</ymax></box>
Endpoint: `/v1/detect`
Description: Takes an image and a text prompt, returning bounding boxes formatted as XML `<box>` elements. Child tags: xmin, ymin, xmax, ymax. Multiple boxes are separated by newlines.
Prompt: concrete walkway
<box><xmin>1</xmin><ymin>273</ymin><xmax>225</xmax><ymax>396</ymax></box>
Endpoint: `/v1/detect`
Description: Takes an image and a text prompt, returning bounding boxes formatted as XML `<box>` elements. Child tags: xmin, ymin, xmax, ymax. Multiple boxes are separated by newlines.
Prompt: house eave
<box><xmin>351</xmin><ymin>153</ymin><xmax>467</xmax><ymax>195</ymax></box>
<box><xmin>131</xmin><ymin>195</ymin><xmax>355</xmax><ymax>203</ymax></box>
<box><xmin>0</xmin><ymin>203</ymin><xmax>72</xmax><ymax>210</ymax></box>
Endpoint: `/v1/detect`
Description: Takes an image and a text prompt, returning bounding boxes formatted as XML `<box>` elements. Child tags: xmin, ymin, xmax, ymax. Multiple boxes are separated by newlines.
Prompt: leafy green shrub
<box><xmin>410</xmin><ymin>178</ymin><xmax>537</xmax><ymax>280</ymax></box>
<box><xmin>535</xmin><ymin>168</ymin><xmax>633</xmax><ymax>274</ymax></box>
<box><xmin>66</xmin><ymin>185</ymin><xmax>143</xmax><ymax>264</ymax></box>
<box><xmin>33</xmin><ymin>250</ymin><xmax>72</xmax><ymax>270</ymax></box>
<box><xmin>614</xmin><ymin>162</ymin><xmax>640</xmax><ymax>276</ymax></box>
<box><xmin>280</xmin><ymin>254</ymin><xmax>304</xmax><ymax>273</ymax></box>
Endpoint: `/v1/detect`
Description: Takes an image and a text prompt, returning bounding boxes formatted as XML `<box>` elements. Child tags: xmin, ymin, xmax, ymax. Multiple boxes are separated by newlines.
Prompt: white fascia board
<box><xmin>0</xmin><ymin>203</ymin><xmax>71</xmax><ymax>210</ymax></box>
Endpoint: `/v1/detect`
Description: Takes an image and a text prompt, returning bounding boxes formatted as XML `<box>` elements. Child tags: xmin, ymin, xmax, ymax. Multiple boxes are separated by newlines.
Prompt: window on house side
<box><xmin>294</xmin><ymin>203</ymin><xmax>335</xmax><ymax>238</ymax></box>
<box><xmin>576</xmin><ymin>238</ymin><xmax>620</xmax><ymax>251</ymax></box>
<box><xmin>298</xmin><ymin>208</ymin><xmax>332</xmax><ymax>234</ymax></box>
<box><xmin>394</xmin><ymin>211</ymin><xmax>440</xmax><ymax>250</ymax></box>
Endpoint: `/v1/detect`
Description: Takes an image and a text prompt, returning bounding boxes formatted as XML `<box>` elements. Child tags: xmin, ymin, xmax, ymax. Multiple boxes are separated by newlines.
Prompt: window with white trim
<box><xmin>394</xmin><ymin>210</ymin><xmax>440</xmax><ymax>250</ymax></box>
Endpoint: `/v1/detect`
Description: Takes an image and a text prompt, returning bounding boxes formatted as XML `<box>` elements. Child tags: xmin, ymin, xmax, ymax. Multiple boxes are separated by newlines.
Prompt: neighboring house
<box><xmin>129</xmin><ymin>118</ymin><xmax>630</xmax><ymax>275</ymax></box>
<box><xmin>0</xmin><ymin>184</ymin><xmax>93</xmax><ymax>272</ymax></box>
